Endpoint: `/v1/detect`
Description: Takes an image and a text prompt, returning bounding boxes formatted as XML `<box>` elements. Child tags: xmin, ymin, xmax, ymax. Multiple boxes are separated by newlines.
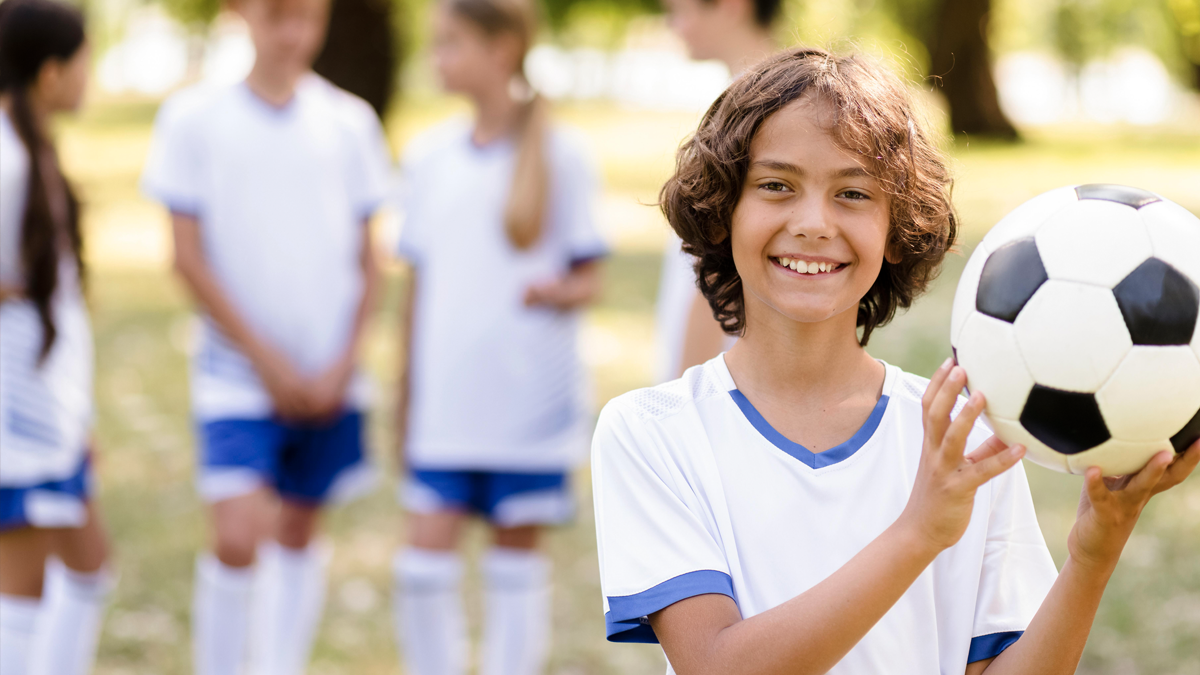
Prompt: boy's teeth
<box><xmin>776</xmin><ymin>257</ymin><xmax>840</xmax><ymax>274</ymax></box>
<box><xmin>807</xmin><ymin>261</ymin><xmax>819</xmax><ymax>274</ymax></box>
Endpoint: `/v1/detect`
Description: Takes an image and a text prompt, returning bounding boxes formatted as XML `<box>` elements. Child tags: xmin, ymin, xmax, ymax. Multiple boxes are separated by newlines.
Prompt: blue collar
<box><xmin>728</xmin><ymin>389</ymin><xmax>890</xmax><ymax>469</ymax></box>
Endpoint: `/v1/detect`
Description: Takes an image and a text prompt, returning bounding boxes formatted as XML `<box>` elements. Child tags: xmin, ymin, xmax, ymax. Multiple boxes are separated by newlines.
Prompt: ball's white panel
<box><xmin>1097</xmin><ymin>346</ymin><xmax>1200</xmax><ymax>441</ymax></box>
<box><xmin>951</xmin><ymin>241</ymin><xmax>991</xmax><ymax>347</ymax></box>
<box><xmin>1035</xmin><ymin>200</ymin><xmax>1153</xmax><ymax>288</ymax></box>
<box><xmin>956</xmin><ymin>312</ymin><xmax>1035</xmax><ymax>419</ymax></box>
<box><xmin>1142</xmin><ymin>199</ymin><xmax>1200</xmax><ymax>288</ymax></box>
<box><xmin>980</xmin><ymin>186</ymin><xmax>1079</xmax><ymax>251</ymax></box>
<box><xmin>1066</xmin><ymin>438</ymin><xmax>1174</xmax><ymax>476</ymax></box>
<box><xmin>988</xmin><ymin>416</ymin><xmax>1068</xmax><ymax>472</ymax></box>
<box><xmin>1014</xmin><ymin>280</ymin><xmax>1132</xmax><ymax>392</ymax></box>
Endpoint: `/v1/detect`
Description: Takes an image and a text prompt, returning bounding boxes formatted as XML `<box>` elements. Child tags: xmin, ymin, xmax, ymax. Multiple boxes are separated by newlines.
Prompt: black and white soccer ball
<box><xmin>951</xmin><ymin>184</ymin><xmax>1200</xmax><ymax>476</ymax></box>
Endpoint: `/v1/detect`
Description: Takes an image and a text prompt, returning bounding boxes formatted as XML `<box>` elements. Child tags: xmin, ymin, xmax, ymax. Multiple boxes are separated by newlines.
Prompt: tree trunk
<box><xmin>312</xmin><ymin>0</ymin><xmax>399</xmax><ymax>120</ymax></box>
<box><xmin>928</xmin><ymin>0</ymin><xmax>1017</xmax><ymax>139</ymax></box>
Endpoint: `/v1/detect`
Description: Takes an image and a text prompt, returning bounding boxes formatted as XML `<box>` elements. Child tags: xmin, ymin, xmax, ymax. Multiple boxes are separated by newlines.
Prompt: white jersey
<box><xmin>395</xmin><ymin>119</ymin><xmax>608</xmax><ymax>471</ymax></box>
<box><xmin>592</xmin><ymin>355</ymin><xmax>1058</xmax><ymax>674</ymax></box>
<box><xmin>0</xmin><ymin>110</ymin><xmax>94</xmax><ymax>486</ymax></box>
<box><xmin>141</xmin><ymin>75</ymin><xmax>391</xmax><ymax>421</ymax></box>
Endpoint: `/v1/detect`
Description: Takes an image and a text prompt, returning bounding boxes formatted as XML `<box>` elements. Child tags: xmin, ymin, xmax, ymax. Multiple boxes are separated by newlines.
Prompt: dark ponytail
<box><xmin>0</xmin><ymin>0</ymin><xmax>86</xmax><ymax>362</ymax></box>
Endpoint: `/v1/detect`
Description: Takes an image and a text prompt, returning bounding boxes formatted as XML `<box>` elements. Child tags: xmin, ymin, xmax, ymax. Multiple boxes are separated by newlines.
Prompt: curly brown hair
<box><xmin>660</xmin><ymin>47</ymin><xmax>958</xmax><ymax>346</ymax></box>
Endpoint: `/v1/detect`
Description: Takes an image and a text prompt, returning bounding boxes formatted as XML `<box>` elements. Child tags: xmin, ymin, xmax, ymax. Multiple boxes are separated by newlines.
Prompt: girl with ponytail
<box><xmin>392</xmin><ymin>0</ymin><xmax>608</xmax><ymax>672</ymax></box>
<box><xmin>0</xmin><ymin>1</ymin><xmax>112</xmax><ymax>672</ymax></box>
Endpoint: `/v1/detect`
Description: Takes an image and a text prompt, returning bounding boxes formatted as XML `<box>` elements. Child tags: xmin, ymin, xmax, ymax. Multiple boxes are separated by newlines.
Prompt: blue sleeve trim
<box><xmin>605</xmin><ymin>569</ymin><xmax>735</xmax><ymax>644</ymax></box>
<box><xmin>395</xmin><ymin>240</ymin><xmax>422</xmax><ymax>264</ymax></box>
<box><xmin>968</xmin><ymin>631</ymin><xmax>1023</xmax><ymax>663</ymax></box>
<box><xmin>569</xmin><ymin>251</ymin><xmax>608</xmax><ymax>268</ymax></box>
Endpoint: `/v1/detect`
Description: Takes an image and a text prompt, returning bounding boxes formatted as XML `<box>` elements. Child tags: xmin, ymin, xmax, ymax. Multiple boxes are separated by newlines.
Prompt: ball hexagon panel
<box><xmin>1020</xmin><ymin>385</ymin><xmax>1111</xmax><ymax>455</ymax></box>
<box><xmin>1112</xmin><ymin>259</ymin><xmax>1200</xmax><ymax>346</ymax></box>
<box><xmin>1074</xmin><ymin>183</ymin><xmax>1161</xmax><ymax>209</ymax></box>
<box><xmin>1095</xmin><ymin>346</ymin><xmax>1200</xmax><ymax>442</ymax></box>
<box><xmin>1171</xmin><ymin>407</ymin><xmax>1200</xmax><ymax>453</ymax></box>
<box><xmin>956</xmin><ymin>312</ymin><xmax>1035</xmax><ymax>420</ymax></box>
<box><xmin>1014</xmin><ymin>280</ymin><xmax>1132</xmax><ymax>392</ymax></box>
<box><xmin>1142</xmin><ymin>199</ymin><xmax>1200</xmax><ymax>285</ymax></box>
<box><xmin>980</xmin><ymin>186</ymin><xmax>1079</xmax><ymax>251</ymax></box>
<box><xmin>1066</xmin><ymin>438</ymin><xmax>1174</xmax><ymax>476</ymax></box>
<box><xmin>987</xmin><ymin>416</ymin><xmax>1069</xmax><ymax>472</ymax></box>
<box><xmin>951</xmin><ymin>241</ymin><xmax>991</xmax><ymax>347</ymax></box>
<box><xmin>1034</xmin><ymin>200</ymin><xmax>1154</xmax><ymax>288</ymax></box>
<box><xmin>975</xmin><ymin>239</ymin><xmax>1047</xmax><ymax>323</ymax></box>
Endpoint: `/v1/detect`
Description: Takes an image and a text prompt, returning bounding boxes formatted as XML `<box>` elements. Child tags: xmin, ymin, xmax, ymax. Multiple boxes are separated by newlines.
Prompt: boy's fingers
<box><xmin>941</xmin><ymin>392</ymin><xmax>986</xmax><ymax>465</ymax></box>
<box><xmin>927</xmin><ymin>367</ymin><xmax>967</xmax><ymax>444</ymax></box>
<box><xmin>923</xmin><ymin>358</ymin><xmax>955</xmax><ymax>412</ymax></box>
<box><xmin>964</xmin><ymin>435</ymin><xmax>1009</xmax><ymax>464</ymax></box>
<box><xmin>1083</xmin><ymin>467</ymin><xmax>1114</xmax><ymax>509</ymax></box>
<box><xmin>1121</xmin><ymin>451</ymin><xmax>1173</xmax><ymax>500</ymax></box>
<box><xmin>965</xmin><ymin>442</ymin><xmax>1024</xmax><ymax>486</ymax></box>
<box><xmin>1154</xmin><ymin>443</ymin><xmax>1200</xmax><ymax>495</ymax></box>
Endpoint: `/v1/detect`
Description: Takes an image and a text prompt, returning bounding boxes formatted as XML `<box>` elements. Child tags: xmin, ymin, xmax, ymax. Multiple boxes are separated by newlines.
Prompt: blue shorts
<box><xmin>197</xmin><ymin>412</ymin><xmax>372</xmax><ymax>505</ymax></box>
<box><xmin>0</xmin><ymin>455</ymin><xmax>92</xmax><ymax>532</ymax></box>
<box><xmin>402</xmin><ymin>469</ymin><xmax>574</xmax><ymax>527</ymax></box>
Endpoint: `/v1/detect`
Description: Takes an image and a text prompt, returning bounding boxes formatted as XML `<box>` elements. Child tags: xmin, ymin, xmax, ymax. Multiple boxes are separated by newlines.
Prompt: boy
<box><xmin>141</xmin><ymin>0</ymin><xmax>390</xmax><ymax>672</ymax></box>
<box><xmin>592</xmin><ymin>48</ymin><xmax>1199</xmax><ymax>675</ymax></box>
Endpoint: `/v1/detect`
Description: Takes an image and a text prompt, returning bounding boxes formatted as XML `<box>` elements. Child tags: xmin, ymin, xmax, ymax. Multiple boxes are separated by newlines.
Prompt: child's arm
<box><xmin>171</xmin><ymin>212</ymin><xmax>310</xmax><ymax>420</ymax></box>
<box><xmin>394</xmin><ymin>264</ymin><xmax>416</xmax><ymax>468</ymax></box>
<box><xmin>648</xmin><ymin>361</ymin><xmax>1026</xmax><ymax>675</ymax></box>
<box><xmin>971</xmin><ymin>441</ymin><xmax>1199</xmax><ymax>675</ymax></box>
<box><xmin>307</xmin><ymin>221</ymin><xmax>382</xmax><ymax>420</ymax></box>
<box><xmin>523</xmin><ymin>259</ymin><xmax>603</xmax><ymax>311</ymax></box>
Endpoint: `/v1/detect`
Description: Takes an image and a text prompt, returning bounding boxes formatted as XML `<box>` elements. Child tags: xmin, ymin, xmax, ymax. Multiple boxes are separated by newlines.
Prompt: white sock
<box><xmin>28</xmin><ymin>558</ymin><xmax>113</xmax><ymax>675</ymax></box>
<box><xmin>193</xmin><ymin>554</ymin><xmax>255</xmax><ymax>675</ymax></box>
<box><xmin>0</xmin><ymin>594</ymin><xmax>40</xmax><ymax>675</ymax></box>
<box><xmin>479</xmin><ymin>548</ymin><xmax>551</xmax><ymax>675</ymax></box>
<box><xmin>392</xmin><ymin>548</ymin><xmax>466</xmax><ymax>675</ymax></box>
<box><xmin>249</xmin><ymin>540</ymin><xmax>330</xmax><ymax>675</ymax></box>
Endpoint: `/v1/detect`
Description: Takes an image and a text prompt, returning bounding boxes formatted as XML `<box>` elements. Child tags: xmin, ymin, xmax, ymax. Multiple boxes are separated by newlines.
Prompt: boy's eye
<box><xmin>839</xmin><ymin>189</ymin><xmax>870</xmax><ymax>200</ymax></box>
<box><xmin>760</xmin><ymin>181</ymin><xmax>789</xmax><ymax>192</ymax></box>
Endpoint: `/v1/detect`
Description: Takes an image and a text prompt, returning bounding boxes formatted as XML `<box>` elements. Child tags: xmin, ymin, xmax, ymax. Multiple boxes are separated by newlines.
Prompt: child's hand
<box><xmin>524</xmin><ymin>276</ymin><xmax>576</xmax><ymax>310</ymax></box>
<box><xmin>253</xmin><ymin>348</ymin><xmax>311</xmax><ymax>421</ymax></box>
<box><xmin>900</xmin><ymin>359</ymin><xmax>1027</xmax><ymax>553</ymax></box>
<box><xmin>305</xmin><ymin>358</ymin><xmax>354</xmax><ymax>424</ymax></box>
<box><xmin>1067</xmin><ymin>441</ymin><xmax>1200</xmax><ymax>573</ymax></box>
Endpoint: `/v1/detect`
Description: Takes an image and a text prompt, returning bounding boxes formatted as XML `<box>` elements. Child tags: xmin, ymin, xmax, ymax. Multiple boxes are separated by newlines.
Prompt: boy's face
<box><xmin>431</xmin><ymin>6</ymin><xmax>522</xmax><ymax>96</ymax></box>
<box><xmin>731</xmin><ymin>95</ymin><xmax>894</xmax><ymax>332</ymax></box>
<box><xmin>662</xmin><ymin>0</ymin><xmax>740</xmax><ymax>62</ymax></box>
<box><xmin>237</xmin><ymin>0</ymin><xmax>330</xmax><ymax>76</ymax></box>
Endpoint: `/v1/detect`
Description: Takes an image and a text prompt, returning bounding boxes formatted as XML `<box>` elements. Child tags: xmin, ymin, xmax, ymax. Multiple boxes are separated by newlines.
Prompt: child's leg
<box><xmin>0</xmin><ymin>528</ymin><xmax>50</xmax><ymax>675</ymax></box>
<box><xmin>194</xmin><ymin>489</ymin><xmax>272</xmax><ymax>675</ymax></box>
<box><xmin>480</xmin><ymin>526</ymin><xmax>551</xmax><ymax>675</ymax></box>
<box><xmin>393</xmin><ymin>510</ymin><xmax>469</xmax><ymax>675</ymax></box>
<box><xmin>249</xmin><ymin>501</ymin><xmax>328</xmax><ymax>675</ymax></box>
<box><xmin>29</xmin><ymin>502</ymin><xmax>113</xmax><ymax>675</ymax></box>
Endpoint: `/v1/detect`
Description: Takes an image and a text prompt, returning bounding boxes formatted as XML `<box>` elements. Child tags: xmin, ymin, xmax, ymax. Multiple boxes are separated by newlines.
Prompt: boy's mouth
<box><xmin>771</xmin><ymin>256</ymin><xmax>847</xmax><ymax>275</ymax></box>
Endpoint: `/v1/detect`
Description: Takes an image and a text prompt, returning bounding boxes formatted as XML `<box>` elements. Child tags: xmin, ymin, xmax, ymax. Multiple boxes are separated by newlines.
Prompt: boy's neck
<box><xmin>244</xmin><ymin>61</ymin><xmax>306</xmax><ymax>108</ymax></box>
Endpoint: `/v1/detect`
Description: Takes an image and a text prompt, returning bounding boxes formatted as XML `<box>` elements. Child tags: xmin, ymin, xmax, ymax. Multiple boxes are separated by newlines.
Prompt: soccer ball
<box><xmin>950</xmin><ymin>184</ymin><xmax>1200</xmax><ymax>476</ymax></box>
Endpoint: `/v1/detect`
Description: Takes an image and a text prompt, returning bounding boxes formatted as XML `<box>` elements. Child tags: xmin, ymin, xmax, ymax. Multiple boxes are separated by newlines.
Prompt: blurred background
<box><xmin>44</xmin><ymin>0</ymin><xmax>1200</xmax><ymax>671</ymax></box>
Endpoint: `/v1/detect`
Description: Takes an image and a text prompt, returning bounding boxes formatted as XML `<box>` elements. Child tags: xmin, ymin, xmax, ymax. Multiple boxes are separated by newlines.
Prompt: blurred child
<box><xmin>0</xmin><ymin>1</ymin><xmax>113</xmax><ymax>673</ymax></box>
<box><xmin>592</xmin><ymin>48</ymin><xmax>1200</xmax><ymax>675</ymax></box>
<box><xmin>391</xmin><ymin>1</ymin><xmax>607</xmax><ymax>673</ymax></box>
<box><xmin>654</xmin><ymin>0</ymin><xmax>782</xmax><ymax>382</ymax></box>
<box><xmin>140</xmin><ymin>0</ymin><xmax>390</xmax><ymax>672</ymax></box>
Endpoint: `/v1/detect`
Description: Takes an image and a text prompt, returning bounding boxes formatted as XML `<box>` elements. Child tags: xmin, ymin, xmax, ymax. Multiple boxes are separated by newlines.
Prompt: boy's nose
<box><xmin>786</xmin><ymin>198</ymin><xmax>836</xmax><ymax>239</ymax></box>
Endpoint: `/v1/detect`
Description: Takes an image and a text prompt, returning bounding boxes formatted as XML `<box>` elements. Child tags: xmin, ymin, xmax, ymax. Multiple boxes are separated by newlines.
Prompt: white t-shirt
<box><xmin>593</xmin><ymin>354</ymin><xmax>1058</xmax><ymax>674</ymax></box>
<box><xmin>141</xmin><ymin>76</ymin><xmax>391</xmax><ymax>421</ymax></box>
<box><xmin>0</xmin><ymin>110</ymin><xmax>94</xmax><ymax>486</ymax></box>
<box><xmin>395</xmin><ymin>119</ymin><xmax>608</xmax><ymax>471</ymax></box>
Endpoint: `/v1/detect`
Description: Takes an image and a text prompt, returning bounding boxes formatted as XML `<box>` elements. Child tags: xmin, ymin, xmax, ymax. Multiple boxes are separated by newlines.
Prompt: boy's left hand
<box><xmin>305</xmin><ymin>358</ymin><xmax>355</xmax><ymax>423</ymax></box>
<box><xmin>1068</xmin><ymin>441</ymin><xmax>1200</xmax><ymax>573</ymax></box>
<box><xmin>524</xmin><ymin>276</ymin><xmax>578</xmax><ymax>310</ymax></box>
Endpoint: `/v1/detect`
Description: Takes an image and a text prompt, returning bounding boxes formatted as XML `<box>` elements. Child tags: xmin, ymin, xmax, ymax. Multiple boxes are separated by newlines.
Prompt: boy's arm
<box><xmin>394</xmin><ymin>264</ymin><xmax>416</xmax><ymax>469</ymax></box>
<box><xmin>171</xmin><ymin>212</ymin><xmax>309</xmax><ymax>419</ymax></box>
<box><xmin>977</xmin><ymin>442</ymin><xmax>1199</xmax><ymax>675</ymax></box>
<box><xmin>523</xmin><ymin>259</ymin><xmax>603</xmax><ymax>311</ymax></box>
<box><xmin>648</xmin><ymin>363</ymin><xmax>1026</xmax><ymax>675</ymax></box>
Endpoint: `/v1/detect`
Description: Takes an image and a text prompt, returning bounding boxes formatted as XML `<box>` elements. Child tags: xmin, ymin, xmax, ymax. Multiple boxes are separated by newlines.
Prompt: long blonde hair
<box><xmin>445</xmin><ymin>0</ymin><xmax>548</xmax><ymax>250</ymax></box>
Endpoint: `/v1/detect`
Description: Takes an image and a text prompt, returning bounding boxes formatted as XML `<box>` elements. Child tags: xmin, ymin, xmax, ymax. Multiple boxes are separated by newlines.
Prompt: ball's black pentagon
<box><xmin>1112</xmin><ymin>258</ymin><xmax>1200</xmax><ymax>346</ymax></box>
<box><xmin>1020</xmin><ymin>385</ymin><xmax>1111</xmax><ymax>455</ymax></box>
<box><xmin>1075</xmin><ymin>184</ymin><xmax>1161</xmax><ymax>209</ymax></box>
<box><xmin>976</xmin><ymin>238</ymin><xmax>1048</xmax><ymax>323</ymax></box>
<box><xmin>1171</xmin><ymin>406</ymin><xmax>1200</xmax><ymax>453</ymax></box>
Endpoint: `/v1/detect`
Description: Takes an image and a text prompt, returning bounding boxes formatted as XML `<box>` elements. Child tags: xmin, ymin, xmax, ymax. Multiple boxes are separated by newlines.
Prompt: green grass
<box><xmin>57</xmin><ymin>96</ymin><xmax>1200</xmax><ymax>674</ymax></box>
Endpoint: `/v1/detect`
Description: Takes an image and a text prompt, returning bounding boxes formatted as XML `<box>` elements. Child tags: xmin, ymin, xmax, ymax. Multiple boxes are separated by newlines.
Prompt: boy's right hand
<box><xmin>899</xmin><ymin>359</ymin><xmax>1027</xmax><ymax>554</ymax></box>
<box><xmin>252</xmin><ymin>347</ymin><xmax>311</xmax><ymax>421</ymax></box>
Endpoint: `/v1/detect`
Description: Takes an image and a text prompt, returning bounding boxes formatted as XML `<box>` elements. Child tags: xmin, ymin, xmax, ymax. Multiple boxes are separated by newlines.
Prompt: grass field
<box><xmin>57</xmin><ymin>94</ymin><xmax>1200</xmax><ymax>674</ymax></box>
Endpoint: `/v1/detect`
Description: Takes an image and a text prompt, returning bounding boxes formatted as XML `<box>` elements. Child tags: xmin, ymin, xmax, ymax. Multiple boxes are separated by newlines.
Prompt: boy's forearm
<box><xmin>980</xmin><ymin>556</ymin><xmax>1114</xmax><ymax>675</ymax></box>
<box><xmin>174</xmin><ymin>242</ymin><xmax>271</xmax><ymax>365</ymax></box>
<box><xmin>337</xmin><ymin>229</ymin><xmax>382</xmax><ymax>370</ymax></box>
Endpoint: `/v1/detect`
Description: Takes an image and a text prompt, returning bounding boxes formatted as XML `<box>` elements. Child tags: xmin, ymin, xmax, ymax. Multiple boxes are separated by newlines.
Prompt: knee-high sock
<box><xmin>249</xmin><ymin>540</ymin><xmax>330</xmax><ymax>675</ymax></box>
<box><xmin>0</xmin><ymin>594</ymin><xmax>39</xmax><ymax>675</ymax></box>
<box><xmin>27</xmin><ymin>558</ymin><xmax>113</xmax><ymax>675</ymax></box>
<box><xmin>393</xmin><ymin>548</ymin><xmax>466</xmax><ymax>675</ymax></box>
<box><xmin>193</xmin><ymin>554</ymin><xmax>255</xmax><ymax>675</ymax></box>
<box><xmin>480</xmin><ymin>548</ymin><xmax>551</xmax><ymax>675</ymax></box>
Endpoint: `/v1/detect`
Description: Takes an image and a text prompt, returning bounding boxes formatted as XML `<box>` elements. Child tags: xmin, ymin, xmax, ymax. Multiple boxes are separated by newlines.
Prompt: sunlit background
<box><xmin>39</xmin><ymin>0</ymin><xmax>1200</xmax><ymax>671</ymax></box>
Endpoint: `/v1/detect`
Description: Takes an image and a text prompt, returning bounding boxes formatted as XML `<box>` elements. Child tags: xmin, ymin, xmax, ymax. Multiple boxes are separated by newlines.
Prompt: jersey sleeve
<box><xmin>592</xmin><ymin>400</ymin><xmax>735</xmax><ymax>644</ymax></box>
<box><xmin>549</xmin><ymin>132</ymin><xmax>609</xmax><ymax>265</ymax></box>
<box><xmin>969</xmin><ymin>459</ymin><xmax>1058</xmax><ymax>662</ymax></box>
<box><xmin>392</xmin><ymin>142</ymin><xmax>430</xmax><ymax>264</ymax></box>
<box><xmin>345</xmin><ymin>105</ymin><xmax>392</xmax><ymax>222</ymax></box>
<box><xmin>140</xmin><ymin>95</ymin><xmax>204</xmax><ymax>217</ymax></box>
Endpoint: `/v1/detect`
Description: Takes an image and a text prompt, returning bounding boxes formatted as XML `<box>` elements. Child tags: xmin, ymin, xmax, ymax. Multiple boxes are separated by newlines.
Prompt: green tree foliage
<box><xmin>159</xmin><ymin>0</ymin><xmax>221</xmax><ymax>28</ymax></box>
